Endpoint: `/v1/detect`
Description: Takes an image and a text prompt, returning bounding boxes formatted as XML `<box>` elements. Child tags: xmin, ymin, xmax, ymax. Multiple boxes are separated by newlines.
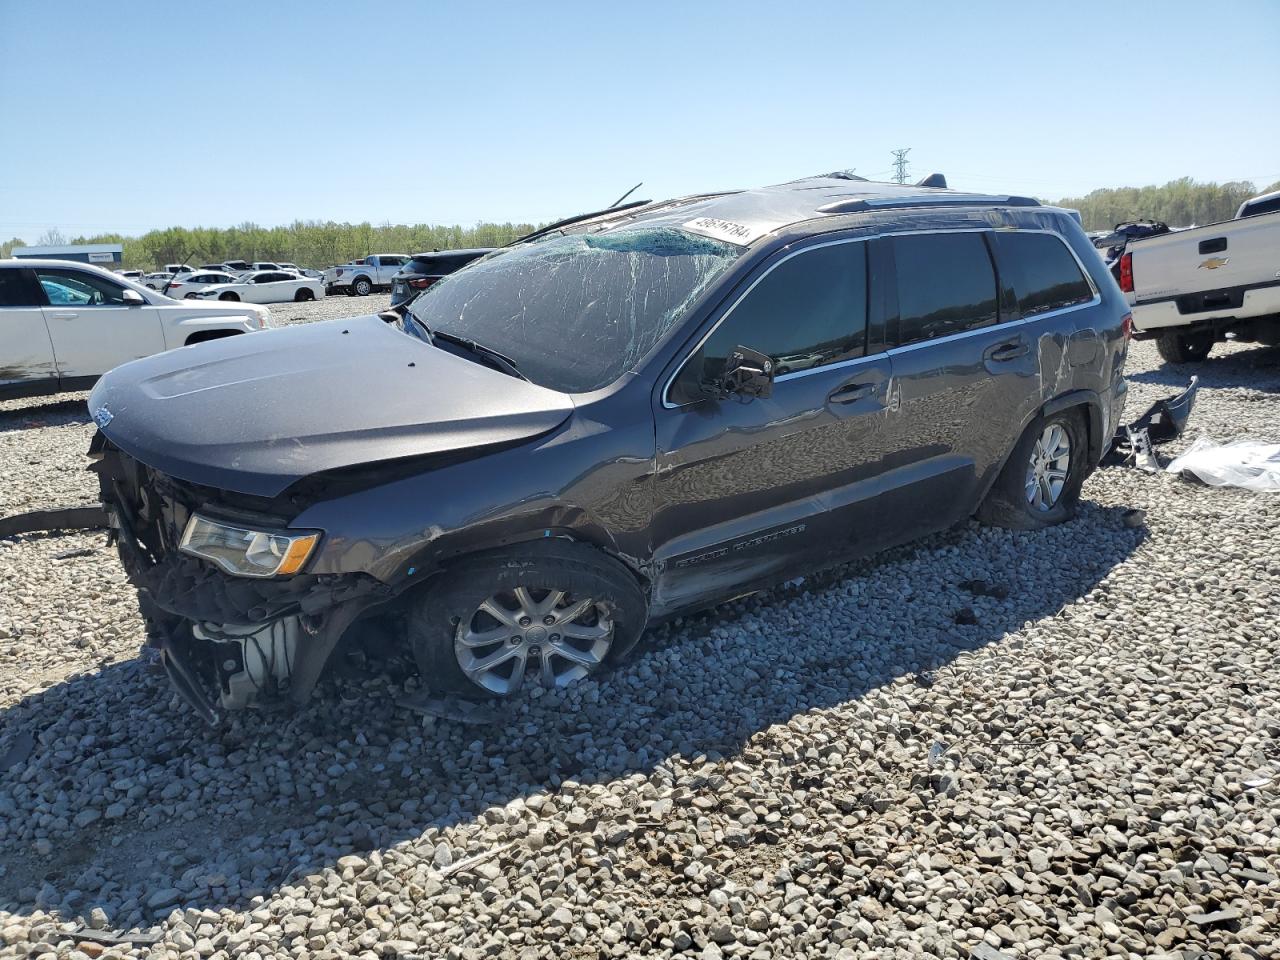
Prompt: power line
<box><xmin>891</xmin><ymin>148</ymin><xmax>911</xmax><ymax>185</ymax></box>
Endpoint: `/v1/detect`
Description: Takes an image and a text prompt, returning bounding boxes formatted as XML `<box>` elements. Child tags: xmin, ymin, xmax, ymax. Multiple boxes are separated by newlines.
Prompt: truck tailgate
<box><xmin>1129</xmin><ymin>212</ymin><xmax>1280</xmax><ymax>304</ymax></box>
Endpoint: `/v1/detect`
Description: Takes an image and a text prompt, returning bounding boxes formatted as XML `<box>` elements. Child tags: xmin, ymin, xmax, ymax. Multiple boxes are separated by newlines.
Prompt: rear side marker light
<box><xmin>1121</xmin><ymin>312</ymin><xmax>1133</xmax><ymax>342</ymax></box>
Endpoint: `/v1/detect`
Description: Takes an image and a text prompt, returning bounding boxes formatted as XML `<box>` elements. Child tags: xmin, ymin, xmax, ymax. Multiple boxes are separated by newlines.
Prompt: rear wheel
<box><xmin>977</xmin><ymin>409</ymin><xmax>1088</xmax><ymax>530</ymax></box>
<box><xmin>184</xmin><ymin>293</ymin><xmax>197</xmax><ymax>299</ymax></box>
<box><xmin>408</xmin><ymin>544</ymin><xmax>647</xmax><ymax>698</ymax></box>
<box><xmin>352</xmin><ymin>277</ymin><xmax>373</xmax><ymax>296</ymax></box>
<box><xmin>218</xmin><ymin>292</ymin><xmax>240</xmax><ymax>301</ymax></box>
<box><xmin>1156</xmin><ymin>329</ymin><xmax>1213</xmax><ymax>364</ymax></box>
<box><xmin>293</xmin><ymin>288</ymin><xmax>315</xmax><ymax>301</ymax></box>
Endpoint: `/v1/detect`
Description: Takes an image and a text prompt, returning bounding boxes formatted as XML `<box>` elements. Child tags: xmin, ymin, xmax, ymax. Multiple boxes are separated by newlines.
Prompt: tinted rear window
<box><xmin>995</xmin><ymin>232</ymin><xmax>1094</xmax><ymax>317</ymax></box>
<box><xmin>408</xmin><ymin>227</ymin><xmax>739</xmax><ymax>392</ymax></box>
<box><xmin>408</xmin><ymin>253</ymin><xmax>482</xmax><ymax>274</ymax></box>
<box><xmin>0</xmin><ymin>269</ymin><xmax>39</xmax><ymax>307</ymax></box>
<box><xmin>1241</xmin><ymin>196</ymin><xmax>1280</xmax><ymax>217</ymax></box>
<box><xmin>892</xmin><ymin>233</ymin><xmax>998</xmax><ymax>346</ymax></box>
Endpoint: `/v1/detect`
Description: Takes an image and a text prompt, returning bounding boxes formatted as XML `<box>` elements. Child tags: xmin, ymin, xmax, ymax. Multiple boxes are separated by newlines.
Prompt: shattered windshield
<box><xmin>407</xmin><ymin>226</ymin><xmax>741</xmax><ymax>392</ymax></box>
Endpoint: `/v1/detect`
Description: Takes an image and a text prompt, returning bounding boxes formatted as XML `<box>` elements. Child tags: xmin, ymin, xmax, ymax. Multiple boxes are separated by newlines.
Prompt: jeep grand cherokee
<box><xmin>87</xmin><ymin>173</ymin><xmax>1130</xmax><ymax>720</ymax></box>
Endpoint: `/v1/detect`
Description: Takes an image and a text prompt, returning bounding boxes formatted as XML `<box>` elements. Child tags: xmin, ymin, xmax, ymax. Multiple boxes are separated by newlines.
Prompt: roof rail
<box><xmin>816</xmin><ymin>194</ymin><xmax>1040</xmax><ymax>215</ymax></box>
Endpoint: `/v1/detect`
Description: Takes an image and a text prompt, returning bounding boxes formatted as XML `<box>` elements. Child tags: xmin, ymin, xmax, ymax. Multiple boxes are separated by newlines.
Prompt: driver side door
<box><xmin>248</xmin><ymin>272</ymin><xmax>290</xmax><ymax>302</ymax></box>
<box><xmin>34</xmin><ymin>267</ymin><xmax>164</xmax><ymax>383</ymax></box>
<box><xmin>649</xmin><ymin>237</ymin><xmax>895</xmax><ymax>616</ymax></box>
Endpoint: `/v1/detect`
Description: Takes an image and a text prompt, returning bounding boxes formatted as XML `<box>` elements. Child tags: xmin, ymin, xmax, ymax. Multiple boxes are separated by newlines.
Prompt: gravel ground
<box><xmin>1</xmin><ymin>314</ymin><xmax>1278</xmax><ymax>960</ymax></box>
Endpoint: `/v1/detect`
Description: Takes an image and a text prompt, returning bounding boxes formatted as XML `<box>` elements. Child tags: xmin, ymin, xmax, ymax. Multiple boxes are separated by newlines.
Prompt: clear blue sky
<box><xmin>2</xmin><ymin>0</ymin><xmax>1277</xmax><ymax>241</ymax></box>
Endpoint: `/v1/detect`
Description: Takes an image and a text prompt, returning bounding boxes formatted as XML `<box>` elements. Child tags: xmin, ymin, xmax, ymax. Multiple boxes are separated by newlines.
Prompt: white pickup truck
<box><xmin>323</xmin><ymin>254</ymin><xmax>409</xmax><ymax>296</ymax></box>
<box><xmin>1124</xmin><ymin>197</ymin><xmax>1280</xmax><ymax>363</ymax></box>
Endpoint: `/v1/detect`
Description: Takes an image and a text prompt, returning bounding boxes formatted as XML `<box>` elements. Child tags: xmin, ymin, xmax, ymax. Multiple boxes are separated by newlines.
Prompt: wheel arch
<box><xmin>1039</xmin><ymin>389</ymin><xmax>1103</xmax><ymax>465</ymax></box>
<box><xmin>393</xmin><ymin>511</ymin><xmax>652</xmax><ymax>601</ymax></box>
<box><xmin>184</xmin><ymin>329</ymin><xmax>244</xmax><ymax>346</ymax></box>
<box><xmin>975</xmin><ymin>390</ymin><xmax>1101</xmax><ymax>511</ymax></box>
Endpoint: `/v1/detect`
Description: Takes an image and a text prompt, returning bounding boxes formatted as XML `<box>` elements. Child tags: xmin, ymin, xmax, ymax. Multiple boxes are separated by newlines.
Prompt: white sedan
<box><xmin>0</xmin><ymin>258</ymin><xmax>271</xmax><ymax>400</ymax></box>
<box><xmin>162</xmin><ymin>270</ymin><xmax>242</xmax><ymax>299</ymax></box>
<box><xmin>194</xmin><ymin>270</ymin><xmax>325</xmax><ymax>304</ymax></box>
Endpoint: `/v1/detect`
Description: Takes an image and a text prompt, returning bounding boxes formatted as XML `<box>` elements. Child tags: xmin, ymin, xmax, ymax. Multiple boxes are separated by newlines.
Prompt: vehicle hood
<box><xmin>88</xmin><ymin>315</ymin><xmax>576</xmax><ymax>497</ymax></box>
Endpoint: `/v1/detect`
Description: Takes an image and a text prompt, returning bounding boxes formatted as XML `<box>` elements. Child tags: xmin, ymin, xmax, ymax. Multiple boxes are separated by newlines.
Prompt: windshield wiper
<box><xmin>429</xmin><ymin>328</ymin><xmax>528</xmax><ymax>381</ymax></box>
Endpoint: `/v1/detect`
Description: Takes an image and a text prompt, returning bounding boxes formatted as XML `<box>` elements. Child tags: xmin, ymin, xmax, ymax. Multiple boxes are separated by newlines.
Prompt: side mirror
<box><xmin>122</xmin><ymin>289</ymin><xmax>146</xmax><ymax>305</ymax></box>
<box><xmin>716</xmin><ymin>345</ymin><xmax>774</xmax><ymax>400</ymax></box>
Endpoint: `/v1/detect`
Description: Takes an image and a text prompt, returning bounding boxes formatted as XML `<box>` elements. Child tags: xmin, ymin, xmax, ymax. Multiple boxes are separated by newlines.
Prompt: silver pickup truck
<box><xmin>322</xmin><ymin>254</ymin><xmax>409</xmax><ymax>296</ymax></box>
<box><xmin>1123</xmin><ymin>194</ymin><xmax>1280</xmax><ymax>363</ymax></box>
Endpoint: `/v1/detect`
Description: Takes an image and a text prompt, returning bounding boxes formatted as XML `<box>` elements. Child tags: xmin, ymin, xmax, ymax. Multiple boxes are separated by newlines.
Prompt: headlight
<box><xmin>179</xmin><ymin>514</ymin><xmax>320</xmax><ymax>578</ymax></box>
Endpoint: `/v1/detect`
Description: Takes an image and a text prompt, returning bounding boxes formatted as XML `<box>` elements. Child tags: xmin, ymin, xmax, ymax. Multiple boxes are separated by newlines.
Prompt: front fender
<box><xmin>164</xmin><ymin>315</ymin><xmax>258</xmax><ymax>349</ymax></box>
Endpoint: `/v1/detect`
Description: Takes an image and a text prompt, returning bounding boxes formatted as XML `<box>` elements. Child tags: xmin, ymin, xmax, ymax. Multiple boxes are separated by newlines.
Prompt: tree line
<box><xmin>1</xmin><ymin>221</ymin><xmax>535</xmax><ymax>271</ymax></box>
<box><xmin>1055</xmin><ymin>177</ymin><xmax>1280</xmax><ymax>231</ymax></box>
<box><xmin>4</xmin><ymin>176</ymin><xmax>1278</xmax><ymax>269</ymax></box>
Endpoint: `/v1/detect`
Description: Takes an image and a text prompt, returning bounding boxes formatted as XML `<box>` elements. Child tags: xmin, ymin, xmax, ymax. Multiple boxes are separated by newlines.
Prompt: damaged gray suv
<box><xmin>88</xmin><ymin>173</ymin><xmax>1130</xmax><ymax>720</ymax></box>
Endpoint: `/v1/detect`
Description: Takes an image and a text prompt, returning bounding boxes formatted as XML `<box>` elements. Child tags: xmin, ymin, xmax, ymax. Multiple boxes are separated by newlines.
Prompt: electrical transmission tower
<box><xmin>891</xmin><ymin>148</ymin><xmax>911</xmax><ymax>184</ymax></box>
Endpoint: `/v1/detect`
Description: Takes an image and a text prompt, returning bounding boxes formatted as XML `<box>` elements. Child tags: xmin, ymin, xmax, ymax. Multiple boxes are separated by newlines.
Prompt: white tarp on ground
<box><xmin>1166</xmin><ymin>437</ymin><xmax>1280</xmax><ymax>492</ymax></box>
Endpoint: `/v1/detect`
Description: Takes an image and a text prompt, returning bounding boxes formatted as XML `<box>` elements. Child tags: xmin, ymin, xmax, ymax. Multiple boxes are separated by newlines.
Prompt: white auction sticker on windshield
<box><xmin>682</xmin><ymin>217</ymin><xmax>759</xmax><ymax>247</ymax></box>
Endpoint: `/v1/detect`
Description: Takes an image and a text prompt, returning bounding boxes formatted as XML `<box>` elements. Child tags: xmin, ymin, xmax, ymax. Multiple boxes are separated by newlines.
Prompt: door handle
<box><xmin>50</xmin><ymin>311</ymin><xmax>79</xmax><ymax>320</ymax></box>
<box><xmin>828</xmin><ymin>382</ymin><xmax>877</xmax><ymax>404</ymax></box>
<box><xmin>986</xmin><ymin>341</ymin><xmax>1028</xmax><ymax>362</ymax></box>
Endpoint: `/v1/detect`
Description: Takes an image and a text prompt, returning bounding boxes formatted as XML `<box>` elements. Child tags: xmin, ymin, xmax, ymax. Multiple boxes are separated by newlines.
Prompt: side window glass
<box><xmin>36</xmin><ymin>269</ymin><xmax>127</xmax><ymax>306</ymax></box>
<box><xmin>0</xmin><ymin>269</ymin><xmax>40</xmax><ymax>307</ymax></box>
<box><xmin>673</xmin><ymin>241</ymin><xmax>868</xmax><ymax>403</ymax></box>
<box><xmin>892</xmin><ymin>233</ymin><xmax>998</xmax><ymax>346</ymax></box>
<box><xmin>995</xmin><ymin>232</ymin><xmax>1094</xmax><ymax>317</ymax></box>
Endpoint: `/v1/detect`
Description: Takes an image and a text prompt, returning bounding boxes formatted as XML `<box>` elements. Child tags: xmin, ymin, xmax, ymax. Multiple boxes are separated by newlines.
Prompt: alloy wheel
<box><xmin>1025</xmin><ymin>423</ymin><xmax>1072</xmax><ymax>511</ymax></box>
<box><xmin>454</xmin><ymin>587</ymin><xmax>613</xmax><ymax>695</ymax></box>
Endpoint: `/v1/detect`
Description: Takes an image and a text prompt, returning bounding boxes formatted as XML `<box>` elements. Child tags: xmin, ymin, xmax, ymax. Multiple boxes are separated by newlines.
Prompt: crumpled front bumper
<box><xmin>93</xmin><ymin>439</ymin><xmax>393</xmax><ymax>720</ymax></box>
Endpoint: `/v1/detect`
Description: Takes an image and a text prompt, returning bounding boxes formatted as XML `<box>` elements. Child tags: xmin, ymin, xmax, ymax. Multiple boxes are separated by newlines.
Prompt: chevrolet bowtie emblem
<box><xmin>1198</xmin><ymin>257</ymin><xmax>1229</xmax><ymax>270</ymax></box>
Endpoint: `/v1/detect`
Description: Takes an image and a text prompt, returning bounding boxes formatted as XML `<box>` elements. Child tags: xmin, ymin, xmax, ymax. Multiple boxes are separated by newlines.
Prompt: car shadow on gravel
<box><xmin>1125</xmin><ymin>341</ymin><xmax>1280</xmax><ymax>391</ymax></box>
<box><xmin>0</xmin><ymin>397</ymin><xmax>91</xmax><ymax>432</ymax></box>
<box><xmin>0</xmin><ymin>503</ymin><xmax>1143</xmax><ymax>932</ymax></box>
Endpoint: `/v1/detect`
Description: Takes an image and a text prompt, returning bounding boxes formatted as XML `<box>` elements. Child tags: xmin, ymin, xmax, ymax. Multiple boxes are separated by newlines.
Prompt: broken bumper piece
<box><xmin>1103</xmin><ymin>377</ymin><xmax>1199</xmax><ymax>471</ymax></box>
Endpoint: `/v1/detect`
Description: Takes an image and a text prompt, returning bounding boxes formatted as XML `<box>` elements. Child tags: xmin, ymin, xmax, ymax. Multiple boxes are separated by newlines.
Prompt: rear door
<box><xmin>877</xmin><ymin>230</ymin><xmax>1037</xmax><ymax>539</ymax></box>
<box><xmin>0</xmin><ymin>267</ymin><xmax>58</xmax><ymax>395</ymax></box>
<box><xmin>651</xmin><ymin>237</ymin><xmax>894</xmax><ymax>614</ymax></box>
<box><xmin>33</xmin><ymin>267</ymin><xmax>164</xmax><ymax>382</ymax></box>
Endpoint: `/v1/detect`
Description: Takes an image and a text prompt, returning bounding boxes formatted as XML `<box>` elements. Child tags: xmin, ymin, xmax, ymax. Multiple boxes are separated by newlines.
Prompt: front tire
<box><xmin>184</xmin><ymin>293</ymin><xmax>197</xmax><ymax>299</ymax></box>
<box><xmin>1156</xmin><ymin>330</ymin><xmax>1214</xmax><ymax>364</ymax></box>
<box><xmin>218</xmin><ymin>292</ymin><xmax>240</xmax><ymax>301</ymax></box>
<box><xmin>408</xmin><ymin>544</ymin><xmax>647</xmax><ymax>698</ymax></box>
<box><xmin>977</xmin><ymin>409</ymin><xmax>1088</xmax><ymax>530</ymax></box>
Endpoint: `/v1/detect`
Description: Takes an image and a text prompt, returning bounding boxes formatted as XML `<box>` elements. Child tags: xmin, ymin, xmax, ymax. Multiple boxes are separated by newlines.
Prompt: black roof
<box><xmin>408</xmin><ymin>248</ymin><xmax>495</xmax><ymax>259</ymax></box>
<box><xmin>543</xmin><ymin>174</ymin><xmax>1042</xmax><ymax>248</ymax></box>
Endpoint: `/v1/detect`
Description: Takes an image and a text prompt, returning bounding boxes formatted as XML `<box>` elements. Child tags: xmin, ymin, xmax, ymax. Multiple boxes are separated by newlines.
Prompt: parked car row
<box><xmin>122</xmin><ymin>261</ymin><xmax>322</xmax><ymax>292</ymax></box>
<box><xmin>84</xmin><ymin>172</ymin><xmax>1133</xmax><ymax>720</ymax></box>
